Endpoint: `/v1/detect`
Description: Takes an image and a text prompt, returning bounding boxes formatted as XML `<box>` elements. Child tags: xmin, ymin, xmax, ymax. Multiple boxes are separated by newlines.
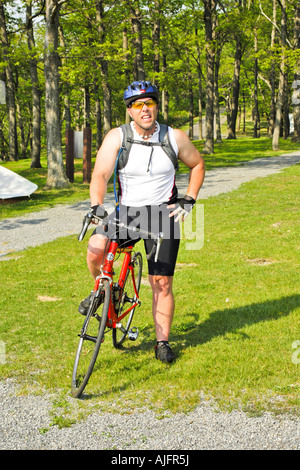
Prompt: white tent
<box><xmin>0</xmin><ymin>165</ymin><xmax>38</xmax><ymax>199</ymax></box>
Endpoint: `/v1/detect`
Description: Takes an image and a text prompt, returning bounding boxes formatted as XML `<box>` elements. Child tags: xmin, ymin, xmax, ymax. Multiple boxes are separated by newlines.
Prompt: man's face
<box><xmin>127</xmin><ymin>97</ymin><xmax>158</xmax><ymax>132</ymax></box>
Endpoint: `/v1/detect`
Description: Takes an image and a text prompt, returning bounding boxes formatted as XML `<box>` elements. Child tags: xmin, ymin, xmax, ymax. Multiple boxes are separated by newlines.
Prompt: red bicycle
<box><xmin>71</xmin><ymin>211</ymin><xmax>163</xmax><ymax>398</ymax></box>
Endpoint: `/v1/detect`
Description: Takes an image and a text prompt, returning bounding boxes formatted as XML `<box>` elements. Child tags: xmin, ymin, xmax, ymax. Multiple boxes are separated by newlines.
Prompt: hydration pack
<box><xmin>117</xmin><ymin>123</ymin><xmax>179</xmax><ymax>172</ymax></box>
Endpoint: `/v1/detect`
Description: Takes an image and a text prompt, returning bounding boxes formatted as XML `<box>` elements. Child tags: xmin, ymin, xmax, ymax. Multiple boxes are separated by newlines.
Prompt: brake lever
<box><xmin>78</xmin><ymin>211</ymin><xmax>94</xmax><ymax>241</ymax></box>
<box><xmin>154</xmin><ymin>232</ymin><xmax>164</xmax><ymax>263</ymax></box>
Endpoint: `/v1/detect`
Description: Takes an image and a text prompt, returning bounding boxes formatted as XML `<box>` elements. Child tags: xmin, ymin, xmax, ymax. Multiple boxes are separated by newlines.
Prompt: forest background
<box><xmin>0</xmin><ymin>0</ymin><xmax>299</xmax><ymax>190</ymax></box>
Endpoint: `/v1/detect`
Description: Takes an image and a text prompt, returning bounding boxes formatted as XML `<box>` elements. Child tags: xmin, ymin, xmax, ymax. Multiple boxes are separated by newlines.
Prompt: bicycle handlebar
<box><xmin>78</xmin><ymin>212</ymin><xmax>164</xmax><ymax>263</ymax></box>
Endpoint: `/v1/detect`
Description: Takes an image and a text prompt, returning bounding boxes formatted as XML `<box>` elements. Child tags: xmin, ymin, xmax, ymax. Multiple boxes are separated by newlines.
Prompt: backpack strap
<box><xmin>118</xmin><ymin>123</ymin><xmax>178</xmax><ymax>172</ymax></box>
<box><xmin>118</xmin><ymin>124</ymin><xmax>133</xmax><ymax>171</ymax></box>
<box><xmin>158</xmin><ymin>124</ymin><xmax>179</xmax><ymax>171</ymax></box>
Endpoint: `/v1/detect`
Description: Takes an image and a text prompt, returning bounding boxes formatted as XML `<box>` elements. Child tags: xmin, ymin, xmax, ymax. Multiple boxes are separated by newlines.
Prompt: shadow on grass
<box><xmin>171</xmin><ymin>294</ymin><xmax>300</xmax><ymax>352</ymax></box>
<box><xmin>107</xmin><ymin>294</ymin><xmax>300</xmax><ymax>362</ymax></box>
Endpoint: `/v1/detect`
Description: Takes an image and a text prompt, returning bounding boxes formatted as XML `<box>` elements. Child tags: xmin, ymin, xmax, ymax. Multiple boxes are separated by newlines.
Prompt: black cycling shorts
<box><xmin>92</xmin><ymin>203</ymin><xmax>180</xmax><ymax>276</ymax></box>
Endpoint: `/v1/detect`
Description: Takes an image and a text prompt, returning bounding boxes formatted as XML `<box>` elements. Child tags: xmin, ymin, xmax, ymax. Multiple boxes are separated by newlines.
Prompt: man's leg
<box><xmin>78</xmin><ymin>233</ymin><xmax>108</xmax><ymax>315</ymax></box>
<box><xmin>87</xmin><ymin>233</ymin><xmax>109</xmax><ymax>280</ymax></box>
<box><xmin>148</xmin><ymin>275</ymin><xmax>174</xmax><ymax>342</ymax></box>
<box><xmin>148</xmin><ymin>274</ymin><xmax>176</xmax><ymax>363</ymax></box>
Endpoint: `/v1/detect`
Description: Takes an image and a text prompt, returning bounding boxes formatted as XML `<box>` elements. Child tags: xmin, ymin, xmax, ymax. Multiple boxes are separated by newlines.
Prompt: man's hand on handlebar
<box><xmin>90</xmin><ymin>204</ymin><xmax>108</xmax><ymax>222</ymax></box>
<box><xmin>78</xmin><ymin>205</ymin><xmax>107</xmax><ymax>241</ymax></box>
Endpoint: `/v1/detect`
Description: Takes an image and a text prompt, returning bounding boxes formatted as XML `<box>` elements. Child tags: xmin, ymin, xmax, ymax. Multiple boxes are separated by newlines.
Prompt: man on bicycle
<box><xmin>79</xmin><ymin>81</ymin><xmax>205</xmax><ymax>363</ymax></box>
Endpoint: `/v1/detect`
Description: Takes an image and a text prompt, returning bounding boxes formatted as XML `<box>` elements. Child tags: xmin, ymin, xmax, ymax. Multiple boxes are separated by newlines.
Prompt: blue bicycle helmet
<box><xmin>123</xmin><ymin>81</ymin><xmax>159</xmax><ymax>107</ymax></box>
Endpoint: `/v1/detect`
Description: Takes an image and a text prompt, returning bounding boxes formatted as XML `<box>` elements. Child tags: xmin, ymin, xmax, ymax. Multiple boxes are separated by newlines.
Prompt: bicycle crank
<box><xmin>128</xmin><ymin>327</ymin><xmax>139</xmax><ymax>341</ymax></box>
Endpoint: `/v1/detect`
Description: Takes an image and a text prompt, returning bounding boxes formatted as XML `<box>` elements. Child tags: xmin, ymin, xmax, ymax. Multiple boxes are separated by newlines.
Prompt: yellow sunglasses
<box><xmin>130</xmin><ymin>99</ymin><xmax>157</xmax><ymax>109</ymax></box>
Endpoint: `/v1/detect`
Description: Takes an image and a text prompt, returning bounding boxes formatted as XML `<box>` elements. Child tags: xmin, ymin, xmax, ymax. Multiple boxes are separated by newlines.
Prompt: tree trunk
<box><xmin>16</xmin><ymin>99</ymin><xmax>26</xmax><ymax>159</ymax></box>
<box><xmin>293</xmin><ymin>72</ymin><xmax>300</xmax><ymax>141</ymax></box>
<box><xmin>214</xmin><ymin>47</ymin><xmax>222</xmax><ymax>143</ymax></box>
<box><xmin>44</xmin><ymin>0</ymin><xmax>68</xmax><ymax>188</ymax></box>
<box><xmin>202</xmin><ymin>0</ymin><xmax>215</xmax><ymax>154</ymax></box>
<box><xmin>0</xmin><ymin>118</ymin><xmax>6</xmax><ymax>160</ymax></box>
<box><xmin>162</xmin><ymin>88</ymin><xmax>169</xmax><ymax>124</ymax></box>
<box><xmin>59</xmin><ymin>23</ymin><xmax>71</xmax><ymax>131</ymax></box>
<box><xmin>123</xmin><ymin>26</ymin><xmax>131</xmax><ymax>124</ymax></box>
<box><xmin>242</xmin><ymin>90</ymin><xmax>246</xmax><ymax>133</ymax></box>
<box><xmin>127</xmin><ymin>0</ymin><xmax>145</xmax><ymax>81</ymax></box>
<box><xmin>94</xmin><ymin>81</ymin><xmax>102</xmax><ymax>149</ymax></box>
<box><xmin>161</xmin><ymin>24</ymin><xmax>168</xmax><ymax>124</ymax></box>
<box><xmin>272</xmin><ymin>0</ymin><xmax>287</xmax><ymax>151</ymax></box>
<box><xmin>283</xmin><ymin>69</ymin><xmax>290</xmax><ymax>139</ymax></box>
<box><xmin>253</xmin><ymin>26</ymin><xmax>260</xmax><ymax>138</ymax></box>
<box><xmin>227</xmin><ymin>35</ymin><xmax>242</xmax><ymax>139</ymax></box>
<box><xmin>123</xmin><ymin>26</ymin><xmax>130</xmax><ymax>84</ymax></box>
<box><xmin>188</xmin><ymin>66</ymin><xmax>194</xmax><ymax>139</ymax></box>
<box><xmin>272</xmin><ymin>54</ymin><xmax>285</xmax><ymax>150</ymax></box>
<box><xmin>0</xmin><ymin>3</ymin><xmax>18</xmax><ymax>161</ymax></box>
<box><xmin>95</xmin><ymin>0</ymin><xmax>111</xmax><ymax>136</ymax></box>
<box><xmin>162</xmin><ymin>45</ymin><xmax>169</xmax><ymax>123</ymax></box>
<box><xmin>26</xmin><ymin>3</ymin><xmax>42</xmax><ymax>168</ymax></box>
<box><xmin>292</xmin><ymin>3</ymin><xmax>300</xmax><ymax>142</ymax></box>
<box><xmin>100</xmin><ymin>61</ymin><xmax>111</xmax><ymax>135</ymax></box>
<box><xmin>268</xmin><ymin>0</ymin><xmax>277</xmax><ymax>136</ymax></box>
<box><xmin>195</xmin><ymin>26</ymin><xmax>203</xmax><ymax>140</ymax></box>
<box><xmin>152</xmin><ymin>0</ymin><xmax>160</xmax><ymax>82</ymax></box>
<box><xmin>198</xmin><ymin>71</ymin><xmax>203</xmax><ymax>141</ymax></box>
<box><xmin>84</xmin><ymin>86</ymin><xmax>91</xmax><ymax>128</ymax></box>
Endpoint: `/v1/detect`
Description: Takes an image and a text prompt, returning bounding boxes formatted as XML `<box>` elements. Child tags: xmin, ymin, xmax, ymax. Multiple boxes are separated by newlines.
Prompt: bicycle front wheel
<box><xmin>112</xmin><ymin>251</ymin><xmax>143</xmax><ymax>348</ymax></box>
<box><xmin>71</xmin><ymin>280</ymin><xmax>110</xmax><ymax>398</ymax></box>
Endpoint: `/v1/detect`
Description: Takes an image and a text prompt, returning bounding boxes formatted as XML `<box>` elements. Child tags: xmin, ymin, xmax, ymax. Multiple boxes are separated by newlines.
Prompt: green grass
<box><xmin>0</xmin><ymin>163</ymin><xmax>299</xmax><ymax>420</ymax></box>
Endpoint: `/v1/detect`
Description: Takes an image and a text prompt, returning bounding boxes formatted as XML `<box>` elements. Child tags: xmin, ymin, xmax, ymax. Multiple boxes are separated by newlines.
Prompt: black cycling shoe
<box><xmin>78</xmin><ymin>294</ymin><xmax>92</xmax><ymax>315</ymax></box>
<box><xmin>155</xmin><ymin>341</ymin><xmax>176</xmax><ymax>363</ymax></box>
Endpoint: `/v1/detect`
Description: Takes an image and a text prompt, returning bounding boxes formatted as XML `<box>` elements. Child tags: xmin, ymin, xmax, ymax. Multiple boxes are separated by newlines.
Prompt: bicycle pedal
<box><xmin>128</xmin><ymin>327</ymin><xmax>139</xmax><ymax>341</ymax></box>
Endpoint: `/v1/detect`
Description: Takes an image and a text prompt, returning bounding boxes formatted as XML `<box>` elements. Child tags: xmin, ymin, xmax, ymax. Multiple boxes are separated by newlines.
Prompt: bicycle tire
<box><xmin>71</xmin><ymin>280</ymin><xmax>110</xmax><ymax>398</ymax></box>
<box><xmin>112</xmin><ymin>251</ymin><xmax>143</xmax><ymax>349</ymax></box>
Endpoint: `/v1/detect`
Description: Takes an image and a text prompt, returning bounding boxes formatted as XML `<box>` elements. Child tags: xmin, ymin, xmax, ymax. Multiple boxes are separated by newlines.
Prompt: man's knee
<box><xmin>149</xmin><ymin>275</ymin><xmax>173</xmax><ymax>294</ymax></box>
<box><xmin>87</xmin><ymin>234</ymin><xmax>107</xmax><ymax>263</ymax></box>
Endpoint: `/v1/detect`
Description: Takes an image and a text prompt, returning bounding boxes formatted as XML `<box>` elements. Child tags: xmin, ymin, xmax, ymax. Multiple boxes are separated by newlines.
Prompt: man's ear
<box><xmin>126</xmin><ymin>107</ymin><xmax>133</xmax><ymax>119</ymax></box>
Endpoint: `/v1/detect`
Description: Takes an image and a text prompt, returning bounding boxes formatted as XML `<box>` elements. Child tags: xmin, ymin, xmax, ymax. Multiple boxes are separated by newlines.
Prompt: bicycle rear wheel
<box><xmin>112</xmin><ymin>251</ymin><xmax>143</xmax><ymax>348</ymax></box>
<box><xmin>71</xmin><ymin>280</ymin><xmax>110</xmax><ymax>398</ymax></box>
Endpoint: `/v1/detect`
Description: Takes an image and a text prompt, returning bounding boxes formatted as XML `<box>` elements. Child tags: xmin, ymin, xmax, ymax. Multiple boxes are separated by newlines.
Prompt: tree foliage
<box><xmin>0</xmin><ymin>0</ymin><xmax>299</xmax><ymax>186</ymax></box>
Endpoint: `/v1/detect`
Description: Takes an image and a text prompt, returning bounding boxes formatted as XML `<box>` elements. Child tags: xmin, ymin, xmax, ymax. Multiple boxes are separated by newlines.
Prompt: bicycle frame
<box><xmin>78</xmin><ymin>213</ymin><xmax>163</xmax><ymax>332</ymax></box>
<box><xmin>93</xmin><ymin>239</ymin><xmax>140</xmax><ymax>330</ymax></box>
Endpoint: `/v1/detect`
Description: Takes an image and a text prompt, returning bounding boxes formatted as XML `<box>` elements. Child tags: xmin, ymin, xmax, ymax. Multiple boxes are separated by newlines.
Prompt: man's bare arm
<box><xmin>89</xmin><ymin>128</ymin><xmax>121</xmax><ymax>206</ymax></box>
<box><xmin>173</xmin><ymin>129</ymin><xmax>205</xmax><ymax>200</ymax></box>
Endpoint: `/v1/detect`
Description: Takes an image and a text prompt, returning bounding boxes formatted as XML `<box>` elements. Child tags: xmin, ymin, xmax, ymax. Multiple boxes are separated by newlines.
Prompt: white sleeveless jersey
<box><xmin>118</xmin><ymin>122</ymin><xmax>178</xmax><ymax>207</ymax></box>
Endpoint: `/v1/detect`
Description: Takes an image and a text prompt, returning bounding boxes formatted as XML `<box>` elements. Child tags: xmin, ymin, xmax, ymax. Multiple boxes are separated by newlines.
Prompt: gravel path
<box><xmin>0</xmin><ymin>151</ymin><xmax>299</xmax><ymax>451</ymax></box>
<box><xmin>0</xmin><ymin>379</ymin><xmax>299</xmax><ymax>451</ymax></box>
